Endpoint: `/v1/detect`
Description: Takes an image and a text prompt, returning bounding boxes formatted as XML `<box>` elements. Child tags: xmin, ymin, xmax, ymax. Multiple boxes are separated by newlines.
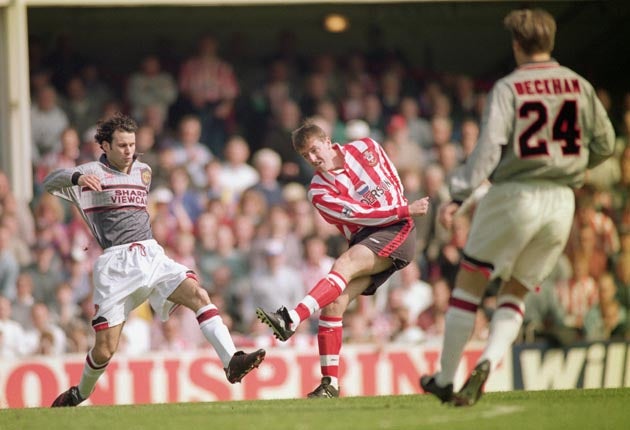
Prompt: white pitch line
<box><xmin>425</xmin><ymin>404</ymin><xmax>525</xmax><ymax>424</ymax></box>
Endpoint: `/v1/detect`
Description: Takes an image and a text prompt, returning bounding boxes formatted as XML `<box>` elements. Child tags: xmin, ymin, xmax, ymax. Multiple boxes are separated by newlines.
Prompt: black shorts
<box><xmin>349</xmin><ymin>218</ymin><xmax>416</xmax><ymax>295</ymax></box>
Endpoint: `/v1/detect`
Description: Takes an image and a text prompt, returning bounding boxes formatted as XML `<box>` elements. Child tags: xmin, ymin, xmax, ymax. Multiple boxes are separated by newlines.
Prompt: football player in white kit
<box><xmin>420</xmin><ymin>8</ymin><xmax>615</xmax><ymax>406</ymax></box>
<box><xmin>47</xmin><ymin>113</ymin><xmax>265</xmax><ymax>407</ymax></box>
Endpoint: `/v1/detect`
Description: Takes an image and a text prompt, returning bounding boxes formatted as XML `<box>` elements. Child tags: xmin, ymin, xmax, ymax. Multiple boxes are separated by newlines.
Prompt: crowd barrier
<box><xmin>1</xmin><ymin>340</ymin><xmax>628</xmax><ymax>408</ymax></box>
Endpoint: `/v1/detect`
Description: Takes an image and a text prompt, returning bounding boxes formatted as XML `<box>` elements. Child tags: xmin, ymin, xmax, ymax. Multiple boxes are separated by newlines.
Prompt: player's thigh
<box><xmin>512</xmin><ymin>189</ymin><xmax>574</xmax><ymax>289</ymax></box>
<box><xmin>464</xmin><ymin>183</ymin><xmax>546</xmax><ymax>281</ymax></box>
<box><xmin>334</xmin><ymin>244</ymin><xmax>393</xmax><ymax>279</ymax></box>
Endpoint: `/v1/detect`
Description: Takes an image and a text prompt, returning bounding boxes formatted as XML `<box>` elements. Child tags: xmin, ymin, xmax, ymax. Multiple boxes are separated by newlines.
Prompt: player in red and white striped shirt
<box><xmin>257</xmin><ymin>122</ymin><xmax>430</xmax><ymax>398</ymax></box>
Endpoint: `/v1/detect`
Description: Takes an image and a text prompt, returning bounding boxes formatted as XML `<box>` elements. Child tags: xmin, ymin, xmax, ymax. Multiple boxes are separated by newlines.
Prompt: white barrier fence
<box><xmin>1</xmin><ymin>341</ymin><xmax>628</xmax><ymax>408</ymax></box>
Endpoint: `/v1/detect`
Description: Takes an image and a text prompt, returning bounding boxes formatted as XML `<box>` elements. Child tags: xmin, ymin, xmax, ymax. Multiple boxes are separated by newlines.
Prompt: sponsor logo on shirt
<box><xmin>358</xmin><ymin>179</ymin><xmax>393</xmax><ymax>205</ymax></box>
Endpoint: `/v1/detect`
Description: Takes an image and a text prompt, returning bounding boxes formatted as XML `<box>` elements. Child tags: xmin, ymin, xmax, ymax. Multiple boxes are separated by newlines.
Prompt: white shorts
<box><xmin>91</xmin><ymin>239</ymin><xmax>190</xmax><ymax>331</ymax></box>
<box><xmin>463</xmin><ymin>181</ymin><xmax>575</xmax><ymax>290</ymax></box>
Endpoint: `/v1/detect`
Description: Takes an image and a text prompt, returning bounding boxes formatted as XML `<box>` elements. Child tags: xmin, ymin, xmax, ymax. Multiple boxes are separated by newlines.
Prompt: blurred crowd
<box><xmin>1</xmin><ymin>31</ymin><xmax>629</xmax><ymax>359</ymax></box>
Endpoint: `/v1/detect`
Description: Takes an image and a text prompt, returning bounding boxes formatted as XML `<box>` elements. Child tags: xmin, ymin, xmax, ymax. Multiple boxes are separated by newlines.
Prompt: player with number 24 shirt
<box><xmin>421</xmin><ymin>8</ymin><xmax>615</xmax><ymax>407</ymax></box>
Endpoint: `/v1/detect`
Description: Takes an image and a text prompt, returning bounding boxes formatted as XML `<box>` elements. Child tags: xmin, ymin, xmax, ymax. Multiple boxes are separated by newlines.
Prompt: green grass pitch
<box><xmin>1</xmin><ymin>388</ymin><xmax>628</xmax><ymax>430</ymax></box>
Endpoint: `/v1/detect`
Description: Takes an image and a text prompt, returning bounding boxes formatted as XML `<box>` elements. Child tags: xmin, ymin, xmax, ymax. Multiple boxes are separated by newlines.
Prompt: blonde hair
<box><xmin>504</xmin><ymin>8</ymin><xmax>556</xmax><ymax>55</ymax></box>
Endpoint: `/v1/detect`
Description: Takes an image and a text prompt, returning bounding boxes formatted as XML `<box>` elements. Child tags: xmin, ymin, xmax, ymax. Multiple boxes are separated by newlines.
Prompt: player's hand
<box><xmin>408</xmin><ymin>196</ymin><xmax>430</xmax><ymax>216</ymax></box>
<box><xmin>78</xmin><ymin>174</ymin><xmax>102</xmax><ymax>191</ymax></box>
<box><xmin>438</xmin><ymin>201</ymin><xmax>460</xmax><ymax>229</ymax></box>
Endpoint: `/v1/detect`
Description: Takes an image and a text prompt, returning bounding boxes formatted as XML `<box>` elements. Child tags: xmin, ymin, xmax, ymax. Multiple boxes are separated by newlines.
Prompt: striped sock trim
<box><xmin>497</xmin><ymin>294</ymin><xmax>525</xmax><ymax>317</ymax></box>
<box><xmin>327</xmin><ymin>271</ymin><xmax>347</xmax><ymax>292</ymax></box>
<box><xmin>86</xmin><ymin>350</ymin><xmax>109</xmax><ymax>370</ymax></box>
<box><xmin>196</xmin><ymin>304</ymin><xmax>219</xmax><ymax>324</ymax></box>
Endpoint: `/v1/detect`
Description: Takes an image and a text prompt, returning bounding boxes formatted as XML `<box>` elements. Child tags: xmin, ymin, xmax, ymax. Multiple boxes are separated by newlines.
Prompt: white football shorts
<box><xmin>91</xmin><ymin>239</ymin><xmax>189</xmax><ymax>330</ymax></box>
<box><xmin>463</xmin><ymin>181</ymin><xmax>575</xmax><ymax>290</ymax></box>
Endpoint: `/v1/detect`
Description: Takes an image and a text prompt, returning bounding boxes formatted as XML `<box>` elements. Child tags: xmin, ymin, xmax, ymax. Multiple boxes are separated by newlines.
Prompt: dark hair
<box><xmin>94</xmin><ymin>112</ymin><xmax>137</xmax><ymax>147</ymax></box>
<box><xmin>291</xmin><ymin>121</ymin><xmax>327</xmax><ymax>152</ymax></box>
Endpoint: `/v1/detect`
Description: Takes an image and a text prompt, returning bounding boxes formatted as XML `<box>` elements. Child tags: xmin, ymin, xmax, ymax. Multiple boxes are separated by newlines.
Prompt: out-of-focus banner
<box><xmin>1</xmin><ymin>341</ymin><xmax>628</xmax><ymax>408</ymax></box>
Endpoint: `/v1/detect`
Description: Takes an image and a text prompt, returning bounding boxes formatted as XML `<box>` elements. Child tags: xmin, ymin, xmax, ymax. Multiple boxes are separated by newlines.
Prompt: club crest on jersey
<box><xmin>141</xmin><ymin>168</ymin><xmax>151</xmax><ymax>186</ymax></box>
<box><xmin>362</xmin><ymin>149</ymin><xmax>378</xmax><ymax>167</ymax></box>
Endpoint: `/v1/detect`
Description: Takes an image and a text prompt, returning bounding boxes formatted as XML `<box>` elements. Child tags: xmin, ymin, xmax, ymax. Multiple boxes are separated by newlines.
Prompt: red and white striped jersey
<box><xmin>308</xmin><ymin>138</ymin><xmax>411</xmax><ymax>240</ymax></box>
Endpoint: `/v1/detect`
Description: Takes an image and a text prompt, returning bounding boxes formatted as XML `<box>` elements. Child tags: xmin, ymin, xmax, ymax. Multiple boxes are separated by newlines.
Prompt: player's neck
<box><xmin>518</xmin><ymin>52</ymin><xmax>552</xmax><ymax>65</ymax></box>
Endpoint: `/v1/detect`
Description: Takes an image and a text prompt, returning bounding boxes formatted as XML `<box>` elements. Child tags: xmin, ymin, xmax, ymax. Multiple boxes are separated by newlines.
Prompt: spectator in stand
<box><xmin>32</xmin><ymin>192</ymin><xmax>71</xmax><ymax>254</ymax></box>
<box><xmin>79</xmin><ymin>63</ymin><xmax>114</xmax><ymax>113</ymax></box>
<box><xmin>23</xmin><ymin>302</ymin><xmax>67</xmax><ymax>356</ymax></box>
<box><xmin>25</xmin><ymin>239</ymin><xmax>65</xmax><ymax>307</ymax></box>
<box><xmin>299</xmin><ymin>72</ymin><xmax>331</xmax><ymax>118</ymax></box>
<box><xmin>171</xmin><ymin>114</ymin><xmax>214</xmax><ymax>189</ymax></box>
<box><xmin>417</xmin><ymin>277</ymin><xmax>451</xmax><ymax>343</ymax></box>
<box><xmin>382</xmin><ymin>114</ymin><xmax>424</xmax><ymax>173</ymax></box>
<box><xmin>61</xmin><ymin>76</ymin><xmax>102</xmax><ymax>138</ymax></box>
<box><xmin>362</xmin><ymin>93</ymin><xmax>386</xmax><ymax>143</ymax></box>
<box><xmin>0</xmin><ymin>296</ymin><xmax>26</xmax><ymax>359</ymax></box>
<box><xmin>43</xmin><ymin>32</ymin><xmax>85</xmax><ymax>95</ymax></box>
<box><xmin>435</xmin><ymin>142</ymin><xmax>462</xmax><ymax>181</ymax></box>
<box><xmin>0</xmin><ymin>225</ymin><xmax>19</xmax><ymax>301</ymax></box>
<box><xmin>167</xmin><ymin>166</ymin><xmax>204</xmax><ymax>226</ymax></box>
<box><xmin>345</xmin><ymin>119</ymin><xmax>371</xmax><ymax>142</ymax></box>
<box><xmin>65</xmin><ymin>318</ymin><xmax>92</xmax><ymax>354</ymax></box>
<box><xmin>459</xmin><ymin>117</ymin><xmax>480</xmax><ymax>160</ymax></box>
<box><xmin>0</xmin><ymin>171</ymin><xmax>36</xmax><ymax>251</ymax></box>
<box><xmin>218</xmin><ymin>135</ymin><xmax>259</xmax><ymax>207</ymax></box>
<box><xmin>11</xmin><ymin>272</ymin><xmax>36</xmax><ymax>330</ymax></box>
<box><xmin>49</xmin><ymin>282</ymin><xmax>81</xmax><ymax>330</ymax></box>
<box><xmin>556</xmin><ymin>251</ymin><xmax>599</xmax><ymax>338</ymax></box>
<box><xmin>569</xmin><ymin>186</ymin><xmax>620</xmax><ymax>257</ymax></box>
<box><xmin>340</xmin><ymin>79</ymin><xmax>366</xmax><ymax>122</ymax></box>
<box><xmin>399</xmin><ymin>95</ymin><xmax>433</xmax><ymax>151</ymax></box>
<box><xmin>311</xmin><ymin>53</ymin><xmax>344</xmax><ymax>103</ymax></box>
<box><xmin>253</xmin><ymin>204</ymin><xmax>303</xmax><ymax>270</ymax></box>
<box><xmin>300</xmin><ymin>234</ymin><xmax>335</xmax><ymax>295</ymax></box>
<box><xmin>315</xmin><ymin>99</ymin><xmax>346</xmax><ymax>144</ymax></box>
<box><xmin>197</xmin><ymin>223</ymin><xmax>247</xmax><ymax>289</ymax></box>
<box><xmin>151</xmin><ymin>313</ymin><xmax>194</xmax><ymax>352</ymax></box>
<box><xmin>237</xmin><ymin>188</ymin><xmax>268</xmax><ymax>228</ymax></box>
<box><xmin>379</xmin><ymin>70</ymin><xmax>403</xmax><ymax>123</ymax></box>
<box><xmin>244</xmin><ymin>239</ymin><xmax>305</xmax><ymax>330</ymax></box>
<box><xmin>247</xmin><ymin>148</ymin><xmax>285</xmax><ymax>208</ymax></box>
<box><xmin>425</xmin><ymin>116</ymin><xmax>459</xmax><ymax>165</ymax></box>
<box><xmin>584</xmin><ymin>272</ymin><xmax>627</xmax><ymax>341</ymax></box>
<box><xmin>451</xmin><ymin>74</ymin><xmax>477</xmax><ymax>130</ymax></box>
<box><xmin>31</xmin><ymin>85</ymin><xmax>69</xmax><ymax>163</ymax></box>
<box><xmin>176</xmin><ymin>33</ymin><xmax>239</xmax><ymax>155</ymax></box>
<box><xmin>35</xmin><ymin>127</ymin><xmax>81</xmax><ymax>193</ymax></box>
<box><xmin>142</xmin><ymin>103</ymin><xmax>175</xmax><ymax>150</ymax></box>
<box><xmin>390</xmin><ymin>262</ymin><xmax>433</xmax><ymax>323</ymax></box>
<box><xmin>135</xmin><ymin>124</ymin><xmax>160</xmax><ymax>168</ymax></box>
<box><xmin>126</xmin><ymin>54</ymin><xmax>178</xmax><ymax>124</ymax></box>
<box><xmin>261</xmin><ymin>98</ymin><xmax>312</xmax><ymax>184</ymax></box>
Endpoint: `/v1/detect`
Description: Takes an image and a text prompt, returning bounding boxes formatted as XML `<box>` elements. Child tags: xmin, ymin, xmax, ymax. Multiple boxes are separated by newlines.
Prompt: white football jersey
<box><xmin>450</xmin><ymin>60</ymin><xmax>615</xmax><ymax>202</ymax></box>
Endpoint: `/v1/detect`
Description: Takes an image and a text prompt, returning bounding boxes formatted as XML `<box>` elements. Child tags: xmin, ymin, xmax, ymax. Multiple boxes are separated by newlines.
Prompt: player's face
<box><xmin>103</xmin><ymin>130</ymin><xmax>136</xmax><ymax>173</ymax></box>
<box><xmin>299</xmin><ymin>136</ymin><xmax>336</xmax><ymax>172</ymax></box>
